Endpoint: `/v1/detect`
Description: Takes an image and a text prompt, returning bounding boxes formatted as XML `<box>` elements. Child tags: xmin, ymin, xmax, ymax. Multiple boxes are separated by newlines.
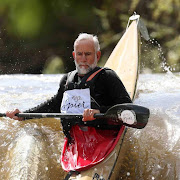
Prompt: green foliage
<box><xmin>0</xmin><ymin>0</ymin><xmax>179</xmax><ymax>73</ymax></box>
<box><xmin>95</xmin><ymin>0</ymin><xmax>180</xmax><ymax>73</ymax></box>
<box><xmin>0</xmin><ymin>0</ymin><xmax>44</xmax><ymax>38</ymax></box>
<box><xmin>0</xmin><ymin>0</ymin><xmax>97</xmax><ymax>39</ymax></box>
<box><xmin>43</xmin><ymin>56</ymin><xmax>64</xmax><ymax>74</ymax></box>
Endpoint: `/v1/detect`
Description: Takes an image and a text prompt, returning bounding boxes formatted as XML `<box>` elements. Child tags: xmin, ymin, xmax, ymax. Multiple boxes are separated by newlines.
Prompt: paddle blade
<box><xmin>104</xmin><ymin>103</ymin><xmax>150</xmax><ymax>129</ymax></box>
<box><xmin>138</xmin><ymin>19</ymin><xmax>150</xmax><ymax>41</ymax></box>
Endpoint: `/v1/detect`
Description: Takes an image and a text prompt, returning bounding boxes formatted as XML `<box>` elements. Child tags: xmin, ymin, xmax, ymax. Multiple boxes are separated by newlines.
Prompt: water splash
<box><xmin>0</xmin><ymin>117</ymin><xmax>65</xmax><ymax>180</ymax></box>
<box><xmin>141</xmin><ymin>38</ymin><xmax>176</xmax><ymax>74</ymax></box>
<box><xmin>0</xmin><ymin>74</ymin><xmax>179</xmax><ymax>180</ymax></box>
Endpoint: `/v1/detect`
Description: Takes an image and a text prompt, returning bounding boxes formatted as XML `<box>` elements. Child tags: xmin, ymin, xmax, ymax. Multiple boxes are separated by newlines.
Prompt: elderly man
<box><xmin>6</xmin><ymin>33</ymin><xmax>132</xmax><ymax>174</ymax></box>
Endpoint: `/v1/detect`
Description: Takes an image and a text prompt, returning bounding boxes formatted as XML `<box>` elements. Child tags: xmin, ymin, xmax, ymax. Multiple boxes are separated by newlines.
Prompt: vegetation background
<box><xmin>0</xmin><ymin>0</ymin><xmax>179</xmax><ymax>74</ymax></box>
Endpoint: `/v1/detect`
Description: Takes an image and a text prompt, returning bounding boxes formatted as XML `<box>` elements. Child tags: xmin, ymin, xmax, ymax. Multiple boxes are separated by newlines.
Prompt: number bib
<box><xmin>61</xmin><ymin>88</ymin><xmax>91</xmax><ymax>114</ymax></box>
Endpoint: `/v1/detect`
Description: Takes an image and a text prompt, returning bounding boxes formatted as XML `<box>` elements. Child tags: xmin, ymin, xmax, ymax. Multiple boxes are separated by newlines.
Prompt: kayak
<box><xmin>0</xmin><ymin>14</ymin><xmax>145</xmax><ymax>180</ymax></box>
<box><xmin>68</xmin><ymin>14</ymin><xmax>140</xmax><ymax>180</ymax></box>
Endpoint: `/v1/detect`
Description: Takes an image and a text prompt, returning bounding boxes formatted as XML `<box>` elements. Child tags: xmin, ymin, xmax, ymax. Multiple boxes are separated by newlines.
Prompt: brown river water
<box><xmin>0</xmin><ymin>73</ymin><xmax>179</xmax><ymax>180</ymax></box>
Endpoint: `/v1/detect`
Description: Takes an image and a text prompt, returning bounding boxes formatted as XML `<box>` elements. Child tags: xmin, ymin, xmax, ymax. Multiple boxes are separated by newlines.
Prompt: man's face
<box><xmin>73</xmin><ymin>39</ymin><xmax>101</xmax><ymax>75</ymax></box>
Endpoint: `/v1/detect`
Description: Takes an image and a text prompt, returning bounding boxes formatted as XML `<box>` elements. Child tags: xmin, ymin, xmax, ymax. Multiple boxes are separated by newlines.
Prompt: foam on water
<box><xmin>0</xmin><ymin>73</ymin><xmax>179</xmax><ymax>179</ymax></box>
<box><xmin>118</xmin><ymin>72</ymin><xmax>180</xmax><ymax>179</ymax></box>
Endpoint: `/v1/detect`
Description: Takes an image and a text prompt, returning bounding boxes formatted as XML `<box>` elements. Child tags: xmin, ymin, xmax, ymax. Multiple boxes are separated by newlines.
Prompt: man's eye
<box><xmin>77</xmin><ymin>53</ymin><xmax>82</xmax><ymax>56</ymax></box>
<box><xmin>85</xmin><ymin>52</ymin><xmax>91</xmax><ymax>56</ymax></box>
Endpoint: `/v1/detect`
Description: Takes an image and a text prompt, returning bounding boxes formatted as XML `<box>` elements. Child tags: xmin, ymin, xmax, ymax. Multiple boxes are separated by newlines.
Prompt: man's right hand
<box><xmin>6</xmin><ymin>109</ymin><xmax>24</xmax><ymax>121</ymax></box>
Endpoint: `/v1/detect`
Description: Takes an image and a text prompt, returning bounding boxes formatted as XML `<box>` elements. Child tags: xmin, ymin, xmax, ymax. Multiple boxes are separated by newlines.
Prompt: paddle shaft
<box><xmin>0</xmin><ymin>112</ymin><xmax>105</xmax><ymax>119</ymax></box>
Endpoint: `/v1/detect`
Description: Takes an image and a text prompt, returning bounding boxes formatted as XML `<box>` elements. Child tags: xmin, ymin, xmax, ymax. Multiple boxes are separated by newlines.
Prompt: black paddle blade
<box><xmin>104</xmin><ymin>103</ymin><xmax>150</xmax><ymax>129</ymax></box>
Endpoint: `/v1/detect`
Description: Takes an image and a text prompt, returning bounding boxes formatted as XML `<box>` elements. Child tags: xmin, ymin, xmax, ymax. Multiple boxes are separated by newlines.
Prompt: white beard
<box><xmin>75</xmin><ymin>56</ymin><xmax>97</xmax><ymax>75</ymax></box>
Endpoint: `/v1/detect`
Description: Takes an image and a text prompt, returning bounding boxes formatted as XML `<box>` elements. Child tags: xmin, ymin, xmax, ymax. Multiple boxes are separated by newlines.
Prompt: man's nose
<box><xmin>81</xmin><ymin>53</ymin><xmax>87</xmax><ymax>61</ymax></box>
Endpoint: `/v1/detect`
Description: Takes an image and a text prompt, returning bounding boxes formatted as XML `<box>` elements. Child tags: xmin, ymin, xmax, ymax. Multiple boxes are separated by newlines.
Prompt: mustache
<box><xmin>77</xmin><ymin>63</ymin><xmax>90</xmax><ymax>67</ymax></box>
<box><xmin>78</xmin><ymin>63</ymin><xmax>89</xmax><ymax>66</ymax></box>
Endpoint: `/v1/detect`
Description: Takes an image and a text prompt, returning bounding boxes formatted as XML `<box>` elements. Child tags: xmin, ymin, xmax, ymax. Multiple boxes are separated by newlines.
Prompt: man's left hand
<box><xmin>82</xmin><ymin>109</ymin><xmax>100</xmax><ymax>121</ymax></box>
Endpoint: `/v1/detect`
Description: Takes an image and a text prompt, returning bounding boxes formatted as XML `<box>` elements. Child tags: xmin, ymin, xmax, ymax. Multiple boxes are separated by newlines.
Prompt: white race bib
<box><xmin>61</xmin><ymin>88</ymin><xmax>91</xmax><ymax>114</ymax></box>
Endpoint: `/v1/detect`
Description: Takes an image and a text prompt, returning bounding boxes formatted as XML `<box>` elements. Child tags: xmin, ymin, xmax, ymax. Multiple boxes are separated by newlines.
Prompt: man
<box><xmin>6</xmin><ymin>33</ymin><xmax>132</xmax><ymax>173</ymax></box>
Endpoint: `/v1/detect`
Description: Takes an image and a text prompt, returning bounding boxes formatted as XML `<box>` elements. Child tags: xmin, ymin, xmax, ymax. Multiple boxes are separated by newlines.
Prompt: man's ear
<box><xmin>72</xmin><ymin>51</ymin><xmax>75</xmax><ymax>59</ymax></box>
<box><xmin>96</xmin><ymin>51</ymin><xmax>101</xmax><ymax>62</ymax></box>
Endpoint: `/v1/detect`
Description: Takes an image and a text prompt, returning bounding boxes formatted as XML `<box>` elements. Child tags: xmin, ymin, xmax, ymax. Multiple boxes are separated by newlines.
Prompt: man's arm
<box><xmin>97</xmin><ymin>69</ymin><xmax>132</xmax><ymax>113</ymax></box>
<box><xmin>83</xmin><ymin>69</ymin><xmax>132</xmax><ymax>121</ymax></box>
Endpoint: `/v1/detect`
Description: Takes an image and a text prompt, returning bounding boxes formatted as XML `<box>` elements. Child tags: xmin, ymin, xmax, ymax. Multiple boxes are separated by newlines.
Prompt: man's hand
<box><xmin>6</xmin><ymin>109</ymin><xmax>24</xmax><ymax>121</ymax></box>
<box><xmin>82</xmin><ymin>109</ymin><xmax>100</xmax><ymax>121</ymax></box>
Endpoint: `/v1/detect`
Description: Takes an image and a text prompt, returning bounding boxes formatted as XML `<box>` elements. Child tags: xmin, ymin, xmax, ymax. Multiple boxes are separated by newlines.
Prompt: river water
<box><xmin>0</xmin><ymin>72</ymin><xmax>179</xmax><ymax>180</ymax></box>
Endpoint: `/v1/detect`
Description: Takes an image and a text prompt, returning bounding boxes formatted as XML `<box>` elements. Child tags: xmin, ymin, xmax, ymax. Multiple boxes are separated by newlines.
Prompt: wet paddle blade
<box><xmin>102</xmin><ymin>103</ymin><xmax>150</xmax><ymax>129</ymax></box>
<box><xmin>138</xmin><ymin>19</ymin><xmax>150</xmax><ymax>41</ymax></box>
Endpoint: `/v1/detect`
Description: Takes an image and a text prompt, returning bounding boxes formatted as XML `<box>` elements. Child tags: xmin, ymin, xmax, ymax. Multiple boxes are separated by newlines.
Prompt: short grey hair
<box><xmin>74</xmin><ymin>33</ymin><xmax>100</xmax><ymax>52</ymax></box>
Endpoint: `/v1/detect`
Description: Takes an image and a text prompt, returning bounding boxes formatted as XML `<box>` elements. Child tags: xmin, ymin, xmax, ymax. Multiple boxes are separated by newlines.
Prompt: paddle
<box><xmin>0</xmin><ymin>103</ymin><xmax>150</xmax><ymax>129</ymax></box>
<box><xmin>128</xmin><ymin>13</ymin><xmax>150</xmax><ymax>41</ymax></box>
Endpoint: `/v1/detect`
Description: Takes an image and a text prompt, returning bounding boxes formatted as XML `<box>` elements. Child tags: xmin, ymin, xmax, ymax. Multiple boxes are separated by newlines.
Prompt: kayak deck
<box><xmin>69</xmin><ymin>128</ymin><xmax>127</xmax><ymax>180</ymax></box>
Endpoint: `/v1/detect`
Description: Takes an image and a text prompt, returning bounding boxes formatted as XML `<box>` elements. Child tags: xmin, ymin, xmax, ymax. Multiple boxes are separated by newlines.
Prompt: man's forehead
<box><xmin>75</xmin><ymin>39</ymin><xmax>95</xmax><ymax>51</ymax></box>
